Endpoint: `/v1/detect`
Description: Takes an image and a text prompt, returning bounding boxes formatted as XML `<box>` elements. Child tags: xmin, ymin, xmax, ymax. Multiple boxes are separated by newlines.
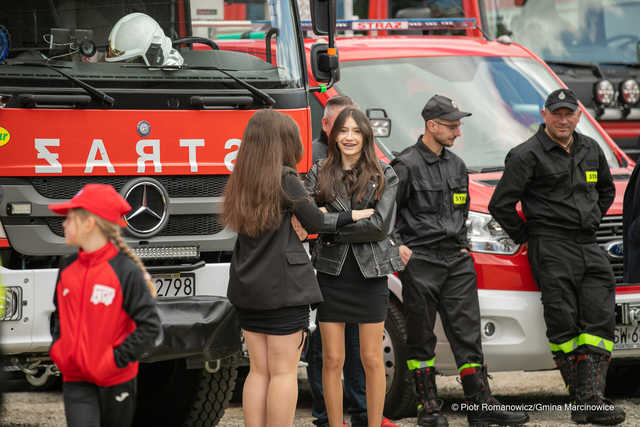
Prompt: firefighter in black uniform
<box><xmin>489</xmin><ymin>88</ymin><xmax>625</xmax><ymax>425</ymax></box>
<box><xmin>392</xmin><ymin>95</ymin><xmax>528</xmax><ymax>427</ymax></box>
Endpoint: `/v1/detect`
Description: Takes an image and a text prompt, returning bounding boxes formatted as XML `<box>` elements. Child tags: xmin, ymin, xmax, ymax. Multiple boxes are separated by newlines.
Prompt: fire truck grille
<box><xmin>46</xmin><ymin>214</ymin><xmax>224</xmax><ymax>237</ymax></box>
<box><xmin>30</xmin><ymin>176</ymin><xmax>229</xmax><ymax>199</ymax></box>
<box><xmin>598</xmin><ymin>215</ymin><xmax>623</xmax><ymax>284</ymax></box>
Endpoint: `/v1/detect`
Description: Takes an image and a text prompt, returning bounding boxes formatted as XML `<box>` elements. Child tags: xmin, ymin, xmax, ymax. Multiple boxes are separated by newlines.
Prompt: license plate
<box><xmin>614</xmin><ymin>324</ymin><xmax>640</xmax><ymax>350</ymax></box>
<box><xmin>152</xmin><ymin>273</ymin><xmax>196</xmax><ymax>297</ymax></box>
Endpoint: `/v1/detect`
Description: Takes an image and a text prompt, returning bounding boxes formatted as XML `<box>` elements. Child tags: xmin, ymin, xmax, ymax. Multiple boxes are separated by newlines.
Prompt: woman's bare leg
<box><xmin>359</xmin><ymin>322</ymin><xmax>386</xmax><ymax>427</ymax></box>
<box><xmin>242</xmin><ymin>330</ymin><xmax>269</xmax><ymax>427</ymax></box>
<box><xmin>320</xmin><ymin>322</ymin><xmax>346</xmax><ymax>427</ymax></box>
<box><xmin>265</xmin><ymin>330</ymin><xmax>304</xmax><ymax>427</ymax></box>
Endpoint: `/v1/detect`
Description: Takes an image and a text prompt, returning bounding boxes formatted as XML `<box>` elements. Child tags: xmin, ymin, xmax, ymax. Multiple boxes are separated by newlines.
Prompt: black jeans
<box><xmin>306</xmin><ymin>324</ymin><xmax>368</xmax><ymax>426</ymax></box>
<box><xmin>63</xmin><ymin>377</ymin><xmax>137</xmax><ymax>427</ymax></box>
<box><xmin>400</xmin><ymin>250</ymin><xmax>484</xmax><ymax>368</ymax></box>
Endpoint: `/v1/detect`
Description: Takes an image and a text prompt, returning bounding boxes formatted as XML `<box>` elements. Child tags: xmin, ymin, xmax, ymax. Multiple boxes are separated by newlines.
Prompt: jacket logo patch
<box><xmin>90</xmin><ymin>284</ymin><xmax>115</xmax><ymax>306</ymax></box>
<box><xmin>63</xmin><ymin>288</ymin><xmax>70</xmax><ymax>296</ymax></box>
<box><xmin>115</xmin><ymin>392</ymin><xmax>130</xmax><ymax>402</ymax></box>
<box><xmin>453</xmin><ymin>193</ymin><xmax>467</xmax><ymax>205</ymax></box>
<box><xmin>586</xmin><ymin>171</ymin><xmax>598</xmax><ymax>183</ymax></box>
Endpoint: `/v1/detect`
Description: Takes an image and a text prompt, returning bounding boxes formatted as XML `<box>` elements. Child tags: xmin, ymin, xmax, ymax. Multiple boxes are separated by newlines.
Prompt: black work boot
<box><xmin>554</xmin><ymin>352</ymin><xmax>586</xmax><ymax>423</ymax></box>
<box><xmin>412</xmin><ymin>367</ymin><xmax>448</xmax><ymax>427</ymax></box>
<box><xmin>574</xmin><ymin>353</ymin><xmax>625</xmax><ymax>425</ymax></box>
<box><xmin>460</xmin><ymin>365</ymin><xmax>529</xmax><ymax>426</ymax></box>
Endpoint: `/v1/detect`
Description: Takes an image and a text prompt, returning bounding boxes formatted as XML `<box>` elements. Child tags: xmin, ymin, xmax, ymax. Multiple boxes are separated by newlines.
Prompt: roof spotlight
<box><xmin>594</xmin><ymin>79</ymin><xmax>615</xmax><ymax>107</ymax></box>
<box><xmin>620</xmin><ymin>79</ymin><xmax>640</xmax><ymax>106</ymax></box>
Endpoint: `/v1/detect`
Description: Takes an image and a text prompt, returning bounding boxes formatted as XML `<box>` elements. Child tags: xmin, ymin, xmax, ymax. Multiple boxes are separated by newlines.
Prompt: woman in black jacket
<box><xmin>305</xmin><ymin>108</ymin><xmax>403</xmax><ymax>427</ymax></box>
<box><xmin>223</xmin><ymin>110</ymin><xmax>374</xmax><ymax>427</ymax></box>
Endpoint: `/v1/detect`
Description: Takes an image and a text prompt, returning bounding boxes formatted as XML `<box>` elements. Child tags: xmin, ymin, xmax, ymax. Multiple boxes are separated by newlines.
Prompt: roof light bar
<box><xmin>301</xmin><ymin>18</ymin><xmax>477</xmax><ymax>32</ymax></box>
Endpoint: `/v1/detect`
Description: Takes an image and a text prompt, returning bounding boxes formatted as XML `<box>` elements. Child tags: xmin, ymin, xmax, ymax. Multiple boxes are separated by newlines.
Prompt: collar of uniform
<box><xmin>77</xmin><ymin>241</ymin><xmax>118</xmax><ymax>265</ymax></box>
<box><xmin>416</xmin><ymin>135</ymin><xmax>449</xmax><ymax>164</ymax></box>
<box><xmin>536</xmin><ymin>124</ymin><xmax>581</xmax><ymax>152</ymax></box>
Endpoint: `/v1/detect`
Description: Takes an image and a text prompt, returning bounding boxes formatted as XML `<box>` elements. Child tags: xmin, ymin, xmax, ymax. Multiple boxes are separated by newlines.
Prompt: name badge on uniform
<box><xmin>453</xmin><ymin>193</ymin><xmax>467</xmax><ymax>205</ymax></box>
<box><xmin>586</xmin><ymin>171</ymin><xmax>598</xmax><ymax>183</ymax></box>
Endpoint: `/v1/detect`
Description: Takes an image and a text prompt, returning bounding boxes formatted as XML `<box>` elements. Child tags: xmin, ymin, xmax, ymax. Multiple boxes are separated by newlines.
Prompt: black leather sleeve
<box><xmin>284</xmin><ymin>170</ymin><xmax>341</xmax><ymax>233</ymax></box>
<box><xmin>333</xmin><ymin>166</ymin><xmax>399</xmax><ymax>243</ymax></box>
<box><xmin>110</xmin><ymin>255</ymin><xmax>161</xmax><ymax>368</ymax></box>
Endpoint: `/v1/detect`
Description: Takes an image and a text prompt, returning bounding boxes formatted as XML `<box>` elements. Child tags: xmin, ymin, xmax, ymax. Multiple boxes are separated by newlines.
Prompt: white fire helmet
<box><xmin>106</xmin><ymin>12</ymin><xmax>183</xmax><ymax>67</ymax></box>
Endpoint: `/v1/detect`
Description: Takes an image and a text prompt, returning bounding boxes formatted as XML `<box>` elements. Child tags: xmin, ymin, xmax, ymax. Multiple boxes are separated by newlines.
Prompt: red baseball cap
<box><xmin>49</xmin><ymin>184</ymin><xmax>131</xmax><ymax>226</ymax></box>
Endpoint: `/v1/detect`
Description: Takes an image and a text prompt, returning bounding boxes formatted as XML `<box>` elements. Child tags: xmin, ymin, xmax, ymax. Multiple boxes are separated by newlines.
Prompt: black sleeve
<box><xmin>283</xmin><ymin>172</ymin><xmax>344</xmax><ymax>233</ymax></box>
<box><xmin>596</xmin><ymin>146</ymin><xmax>615</xmax><ymax>218</ymax></box>
<box><xmin>333</xmin><ymin>167</ymin><xmax>399</xmax><ymax>243</ymax></box>
<box><xmin>113</xmin><ymin>261</ymin><xmax>162</xmax><ymax>368</ymax></box>
<box><xmin>390</xmin><ymin>160</ymin><xmax>410</xmax><ymax>246</ymax></box>
<box><xmin>488</xmin><ymin>150</ymin><xmax>533</xmax><ymax>243</ymax></box>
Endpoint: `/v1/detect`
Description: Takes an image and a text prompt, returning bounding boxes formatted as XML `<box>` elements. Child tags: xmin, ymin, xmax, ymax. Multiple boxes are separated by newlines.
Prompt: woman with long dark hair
<box><xmin>223</xmin><ymin>110</ymin><xmax>375</xmax><ymax>427</ymax></box>
<box><xmin>306</xmin><ymin>108</ymin><xmax>403</xmax><ymax>427</ymax></box>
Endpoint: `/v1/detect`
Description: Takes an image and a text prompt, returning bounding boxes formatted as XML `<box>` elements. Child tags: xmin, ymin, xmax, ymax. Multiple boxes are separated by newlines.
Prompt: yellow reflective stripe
<box><xmin>458</xmin><ymin>363</ymin><xmax>481</xmax><ymax>373</ymax></box>
<box><xmin>407</xmin><ymin>359</ymin><xmax>435</xmax><ymax>370</ymax></box>
<box><xmin>549</xmin><ymin>337</ymin><xmax>579</xmax><ymax>354</ymax></box>
<box><xmin>577</xmin><ymin>333</ymin><xmax>614</xmax><ymax>353</ymax></box>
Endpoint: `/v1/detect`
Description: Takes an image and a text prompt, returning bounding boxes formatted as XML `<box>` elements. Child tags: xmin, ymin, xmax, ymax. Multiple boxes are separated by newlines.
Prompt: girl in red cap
<box><xmin>48</xmin><ymin>183</ymin><xmax>161</xmax><ymax>427</ymax></box>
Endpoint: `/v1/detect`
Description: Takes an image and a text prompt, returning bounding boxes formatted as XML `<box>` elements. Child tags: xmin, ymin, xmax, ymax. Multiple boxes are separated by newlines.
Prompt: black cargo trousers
<box><xmin>399</xmin><ymin>248</ymin><xmax>484</xmax><ymax>369</ymax></box>
<box><xmin>528</xmin><ymin>235</ymin><xmax>616</xmax><ymax>355</ymax></box>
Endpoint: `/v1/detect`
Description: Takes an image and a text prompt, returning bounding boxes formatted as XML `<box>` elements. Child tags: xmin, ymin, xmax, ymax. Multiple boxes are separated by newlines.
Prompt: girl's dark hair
<box><xmin>222</xmin><ymin>110</ymin><xmax>303</xmax><ymax>237</ymax></box>
<box><xmin>316</xmin><ymin>107</ymin><xmax>384</xmax><ymax>204</ymax></box>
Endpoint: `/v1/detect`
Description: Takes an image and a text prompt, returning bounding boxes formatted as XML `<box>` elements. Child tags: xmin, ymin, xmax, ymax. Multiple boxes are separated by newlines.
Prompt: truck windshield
<box><xmin>1</xmin><ymin>0</ymin><xmax>303</xmax><ymax>90</ymax></box>
<box><xmin>335</xmin><ymin>56</ymin><xmax>620</xmax><ymax>170</ymax></box>
<box><xmin>479</xmin><ymin>0</ymin><xmax>640</xmax><ymax>65</ymax></box>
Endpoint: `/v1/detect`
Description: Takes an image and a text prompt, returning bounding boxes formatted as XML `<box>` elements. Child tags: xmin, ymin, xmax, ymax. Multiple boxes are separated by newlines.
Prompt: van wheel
<box><xmin>605</xmin><ymin>359</ymin><xmax>640</xmax><ymax>397</ymax></box>
<box><xmin>383</xmin><ymin>299</ymin><xmax>416</xmax><ymax>419</ymax></box>
<box><xmin>134</xmin><ymin>359</ymin><xmax>237</xmax><ymax>426</ymax></box>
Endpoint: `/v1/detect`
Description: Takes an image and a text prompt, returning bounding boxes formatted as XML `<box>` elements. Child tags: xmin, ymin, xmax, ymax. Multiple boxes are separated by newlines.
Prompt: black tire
<box><xmin>605</xmin><ymin>358</ymin><xmax>640</xmax><ymax>397</ymax></box>
<box><xmin>134</xmin><ymin>359</ymin><xmax>237</xmax><ymax>427</ymax></box>
<box><xmin>383</xmin><ymin>298</ymin><xmax>416</xmax><ymax>419</ymax></box>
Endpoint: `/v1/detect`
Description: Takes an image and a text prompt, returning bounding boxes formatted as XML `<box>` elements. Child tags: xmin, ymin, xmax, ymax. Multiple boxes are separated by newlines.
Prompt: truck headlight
<box><xmin>594</xmin><ymin>79</ymin><xmax>615</xmax><ymax>107</ymax></box>
<box><xmin>1</xmin><ymin>286</ymin><xmax>23</xmax><ymax>321</ymax></box>
<box><xmin>467</xmin><ymin>212</ymin><xmax>519</xmax><ymax>255</ymax></box>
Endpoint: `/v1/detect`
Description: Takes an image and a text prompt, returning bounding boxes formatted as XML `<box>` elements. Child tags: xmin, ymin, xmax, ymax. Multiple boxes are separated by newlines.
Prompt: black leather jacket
<box><xmin>305</xmin><ymin>160</ymin><xmax>403</xmax><ymax>278</ymax></box>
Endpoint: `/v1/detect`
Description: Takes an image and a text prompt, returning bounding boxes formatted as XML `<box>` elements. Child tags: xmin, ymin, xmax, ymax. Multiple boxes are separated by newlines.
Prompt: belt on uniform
<box><xmin>529</xmin><ymin>228</ymin><xmax>597</xmax><ymax>244</ymax></box>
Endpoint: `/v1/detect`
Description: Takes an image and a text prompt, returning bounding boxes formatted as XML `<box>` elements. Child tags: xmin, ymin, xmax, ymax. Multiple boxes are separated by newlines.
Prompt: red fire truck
<box><xmin>298</xmin><ymin>18</ymin><xmax>640</xmax><ymax>418</ymax></box>
<box><xmin>360</xmin><ymin>0</ymin><xmax>640</xmax><ymax>160</ymax></box>
<box><xmin>0</xmin><ymin>0</ymin><xmax>337</xmax><ymax>425</ymax></box>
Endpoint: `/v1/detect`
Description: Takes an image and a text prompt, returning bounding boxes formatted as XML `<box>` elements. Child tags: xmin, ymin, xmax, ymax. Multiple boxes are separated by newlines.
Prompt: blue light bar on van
<box><xmin>300</xmin><ymin>18</ymin><xmax>477</xmax><ymax>32</ymax></box>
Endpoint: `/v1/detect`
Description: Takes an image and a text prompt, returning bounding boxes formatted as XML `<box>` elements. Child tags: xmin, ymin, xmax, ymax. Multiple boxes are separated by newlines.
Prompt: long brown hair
<box><xmin>222</xmin><ymin>110</ymin><xmax>303</xmax><ymax>237</ymax></box>
<box><xmin>71</xmin><ymin>209</ymin><xmax>157</xmax><ymax>298</ymax></box>
<box><xmin>316</xmin><ymin>108</ymin><xmax>384</xmax><ymax>204</ymax></box>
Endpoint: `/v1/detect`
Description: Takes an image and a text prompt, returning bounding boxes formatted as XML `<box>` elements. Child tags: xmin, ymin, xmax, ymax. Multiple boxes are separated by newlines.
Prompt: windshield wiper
<box><xmin>545</xmin><ymin>60</ymin><xmax>604</xmax><ymax>79</ymax></box>
<box><xmin>6</xmin><ymin>61</ymin><xmax>115</xmax><ymax>107</ymax></box>
<box><xmin>599</xmin><ymin>62</ymin><xmax>640</xmax><ymax>68</ymax></box>
<box><xmin>478</xmin><ymin>166</ymin><xmax>505</xmax><ymax>173</ymax></box>
<box><xmin>124</xmin><ymin>64</ymin><xmax>275</xmax><ymax>106</ymax></box>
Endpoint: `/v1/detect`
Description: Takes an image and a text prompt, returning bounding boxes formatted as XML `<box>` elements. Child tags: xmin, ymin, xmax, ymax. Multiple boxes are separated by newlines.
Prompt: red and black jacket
<box><xmin>50</xmin><ymin>242</ymin><xmax>161</xmax><ymax>387</ymax></box>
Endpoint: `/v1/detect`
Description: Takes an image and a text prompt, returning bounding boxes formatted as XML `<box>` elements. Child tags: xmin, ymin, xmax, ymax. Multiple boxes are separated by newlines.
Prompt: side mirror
<box><xmin>310</xmin><ymin>43</ymin><xmax>339</xmax><ymax>84</ymax></box>
<box><xmin>310</xmin><ymin>0</ymin><xmax>336</xmax><ymax>36</ymax></box>
<box><xmin>367</xmin><ymin>108</ymin><xmax>392</xmax><ymax>138</ymax></box>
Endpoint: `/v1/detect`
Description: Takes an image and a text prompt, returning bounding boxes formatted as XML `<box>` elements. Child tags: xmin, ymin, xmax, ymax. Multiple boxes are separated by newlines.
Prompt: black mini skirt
<box><xmin>237</xmin><ymin>304</ymin><xmax>310</xmax><ymax>335</ymax></box>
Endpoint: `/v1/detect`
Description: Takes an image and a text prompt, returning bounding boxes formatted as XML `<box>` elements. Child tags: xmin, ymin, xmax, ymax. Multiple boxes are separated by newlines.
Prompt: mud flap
<box><xmin>142</xmin><ymin>296</ymin><xmax>241</xmax><ymax>363</ymax></box>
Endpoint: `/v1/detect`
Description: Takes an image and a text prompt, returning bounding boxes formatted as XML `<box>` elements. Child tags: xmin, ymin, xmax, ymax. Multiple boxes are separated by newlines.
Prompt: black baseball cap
<box><xmin>421</xmin><ymin>94</ymin><xmax>472</xmax><ymax>122</ymax></box>
<box><xmin>545</xmin><ymin>89</ymin><xmax>579</xmax><ymax>112</ymax></box>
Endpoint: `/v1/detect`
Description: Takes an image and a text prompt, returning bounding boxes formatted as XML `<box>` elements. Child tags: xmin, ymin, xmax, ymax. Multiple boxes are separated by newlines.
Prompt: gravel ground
<box><xmin>1</xmin><ymin>370</ymin><xmax>639</xmax><ymax>426</ymax></box>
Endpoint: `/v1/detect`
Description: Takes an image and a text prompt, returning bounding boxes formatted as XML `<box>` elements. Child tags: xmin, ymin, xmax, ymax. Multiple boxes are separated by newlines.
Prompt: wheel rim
<box><xmin>382</xmin><ymin>326</ymin><xmax>396</xmax><ymax>394</ymax></box>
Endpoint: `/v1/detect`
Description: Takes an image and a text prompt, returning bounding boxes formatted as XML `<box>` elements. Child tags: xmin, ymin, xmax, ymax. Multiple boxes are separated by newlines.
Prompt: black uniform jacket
<box><xmin>391</xmin><ymin>137</ymin><xmax>470</xmax><ymax>251</ymax></box>
<box><xmin>623</xmin><ymin>162</ymin><xmax>640</xmax><ymax>283</ymax></box>
<box><xmin>227</xmin><ymin>167</ymin><xmax>343</xmax><ymax>311</ymax></box>
<box><xmin>488</xmin><ymin>125</ymin><xmax>615</xmax><ymax>243</ymax></box>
